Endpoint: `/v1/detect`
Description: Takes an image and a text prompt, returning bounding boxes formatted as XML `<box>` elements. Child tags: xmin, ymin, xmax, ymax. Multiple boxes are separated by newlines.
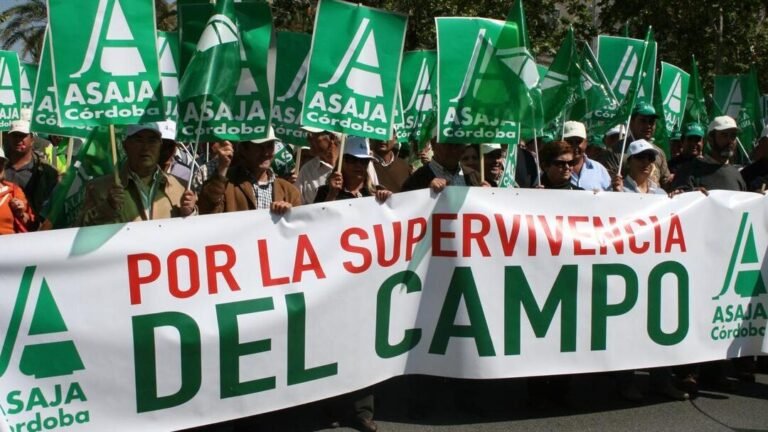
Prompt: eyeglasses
<box><xmin>550</xmin><ymin>159</ymin><xmax>577</xmax><ymax>168</ymax></box>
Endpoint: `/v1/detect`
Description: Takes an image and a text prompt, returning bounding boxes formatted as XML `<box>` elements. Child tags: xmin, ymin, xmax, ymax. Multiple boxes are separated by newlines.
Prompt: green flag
<box><xmin>20</xmin><ymin>62</ymin><xmax>37</xmax><ymax>111</ymax></box>
<box><xmin>0</xmin><ymin>50</ymin><xmax>21</xmax><ymax>130</ymax></box>
<box><xmin>714</xmin><ymin>74</ymin><xmax>742</xmax><ymax>120</ymax></box>
<box><xmin>31</xmin><ymin>30</ymin><xmax>91</xmax><ymax>139</ymax></box>
<box><xmin>498</xmin><ymin>145</ymin><xmax>518</xmax><ymax>188</ymax></box>
<box><xmin>302</xmin><ymin>0</ymin><xmax>407</xmax><ymax>140</ymax></box>
<box><xmin>178</xmin><ymin>0</ymin><xmax>274</xmax><ymax>142</ymax></box>
<box><xmin>396</xmin><ymin>50</ymin><xmax>437</xmax><ymax>144</ymax></box>
<box><xmin>540</xmin><ymin>27</ymin><xmax>579</xmax><ymax>127</ymax></box>
<box><xmin>569</xmin><ymin>42</ymin><xmax>619</xmax><ymax>139</ymax></box>
<box><xmin>653</xmin><ymin>62</ymin><xmax>690</xmax><ymax>155</ymax></box>
<box><xmin>47</xmin><ymin>0</ymin><xmax>164</xmax><ymax>127</ymax></box>
<box><xmin>683</xmin><ymin>56</ymin><xmax>708</xmax><ymax>125</ymax></box>
<box><xmin>273</xmin><ymin>31</ymin><xmax>312</xmax><ymax>147</ymax></box>
<box><xmin>737</xmin><ymin>66</ymin><xmax>763</xmax><ymax>154</ymax></box>
<box><xmin>42</xmin><ymin>127</ymin><xmax>119</xmax><ymax>229</ymax></box>
<box><xmin>157</xmin><ymin>31</ymin><xmax>180</xmax><ymax>122</ymax></box>
<box><xmin>436</xmin><ymin>17</ymin><xmax>524</xmax><ymax>145</ymax></box>
<box><xmin>597</xmin><ymin>35</ymin><xmax>656</xmax><ymax>105</ymax></box>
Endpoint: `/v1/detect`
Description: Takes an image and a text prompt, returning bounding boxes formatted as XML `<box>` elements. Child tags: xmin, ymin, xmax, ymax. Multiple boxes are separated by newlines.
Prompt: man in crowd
<box><xmin>371</xmin><ymin>133</ymin><xmax>411</xmax><ymax>193</ymax></box>
<box><xmin>3</xmin><ymin>109</ymin><xmax>59</xmax><ymax>220</ymax></box>
<box><xmin>482</xmin><ymin>144</ymin><xmax>540</xmax><ymax>188</ymax></box>
<box><xmin>672</xmin><ymin>116</ymin><xmax>746</xmax><ymax>192</ymax></box>
<box><xmin>296</xmin><ymin>127</ymin><xmax>341</xmax><ymax>204</ymax></box>
<box><xmin>401</xmin><ymin>141</ymin><xmax>483</xmax><ymax>192</ymax></box>
<box><xmin>562</xmin><ymin>121</ymin><xmax>611</xmax><ymax>191</ymax></box>
<box><xmin>601</xmin><ymin>102</ymin><xmax>672</xmax><ymax>187</ymax></box>
<box><xmin>199</xmin><ymin>127</ymin><xmax>300</xmax><ymax>215</ymax></box>
<box><xmin>669</xmin><ymin>122</ymin><xmax>705</xmax><ymax>173</ymax></box>
<box><xmin>78</xmin><ymin>123</ymin><xmax>196</xmax><ymax>226</ymax></box>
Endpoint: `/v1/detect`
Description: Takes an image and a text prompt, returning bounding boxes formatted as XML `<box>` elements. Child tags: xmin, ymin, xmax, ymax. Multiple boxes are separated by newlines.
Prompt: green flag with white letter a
<box><xmin>683</xmin><ymin>56</ymin><xmax>708</xmax><ymax>126</ymax></box>
<box><xmin>31</xmin><ymin>30</ymin><xmax>91</xmax><ymax>139</ymax></box>
<box><xmin>47</xmin><ymin>0</ymin><xmax>164</xmax><ymax>128</ymax></box>
<box><xmin>273</xmin><ymin>31</ymin><xmax>312</xmax><ymax>147</ymax></box>
<box><xmin>653</xmin><ymin>61</ymin><xmax>690</xmax><ymax>153</ymax></box>
<box><xmin>178</xmin><ymin>0</ymin><xmax>274</xmax><ymax>143</ymax></box>
<box><xmin>540</xmin><ymin>27</ymin><xmax>579</xmax><ymax>127</ymax></box>
<box><xmin>714</xmin><ymin>75</ymin><xmax>743</xmax><ymax>121</ymax></box>
<box><xmin>157</xmin><ymin>31</ymin><xmax>180</xmax><ymax>122</ymax></box>
<box><xmin>0</xmin><ymin>50</ymin><xmax>21</xmax><ymax>131</ymax></box>
<box><xmin>302</xmin><ymin>0</ymin><xmax>407</xmax><ymax>140</ymax></box>
<box><xmin>20</xmin><ymin>62</ymin><xmax>37</xmax><ymax>111</ymax></box>
<box><xmin>396</xmin><ymin>50</ymin><xmax>437</xmax><ymax>144</ymax></box>
<box><xmin>737</xmin><ymin>67</ymin><xmax>763</xmax><ymax>154</ymax></box>
<box><xmin>436</xmin><ymin>17</ymin><xmax>523</xmax><ymax>145</ymax></box>
<box><xmin>597</xmin><ymin>35</ymin><xmax>656</xmax><ymax>105</ymax></box>
<box><xmin>569</xmin><ymin>42</ymin><xmax>619</xmax><ymax>139</ymax></box>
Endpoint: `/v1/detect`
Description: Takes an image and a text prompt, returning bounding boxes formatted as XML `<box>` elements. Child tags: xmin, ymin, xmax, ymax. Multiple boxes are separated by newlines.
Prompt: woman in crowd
<box><xmin>0</xmin><ymin>146</ymin><xmax>35</xmax><ymax>234</ymax></box>
<box><xmin>539</xmin><ymin>140</ymin><xmax>582</xmax><ymax>190</ymax></box>
<box><xmin>611</xmin><ymin>139</ymin><xmax>667</xmax><ymax>194</ymax></box>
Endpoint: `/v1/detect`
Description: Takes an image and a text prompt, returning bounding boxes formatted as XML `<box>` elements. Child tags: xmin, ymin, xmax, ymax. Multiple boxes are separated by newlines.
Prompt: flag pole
<box><xmin>65</xmin><ymin>137</ymin><xmax>74</xmax><ymax>170</ymax></box>
<box><xmin>187</xmin><ymin>94</ymin><xmax>209</xmax><ymax>191</ymax></box>
<box><xmin>480</xmin><ymin>147</ymin><xmax>485</xmax><ymax>182</ymax></box>
<box><xmin>295</xmin><ymin>146</ymin><xmax>303</xmax><ymax>175</ymax></box>
<box><xmin>109</xmin><ymin>125</ymin><xmax>121</xmax><ymax>186</ymax></box>
<box><xmin>736</xmin><ymin>137</ymin><xmax>753</xmax><ymax>164</ymax></box>
<box><xmin>616</xmin><ymin>116</ymin><xmax>633</xmax><ymax>175</ymax></box>
<box><xmin>336</xmin><ymin>134</ymin><xmax>347</xmax><ymax>173</ymax></box>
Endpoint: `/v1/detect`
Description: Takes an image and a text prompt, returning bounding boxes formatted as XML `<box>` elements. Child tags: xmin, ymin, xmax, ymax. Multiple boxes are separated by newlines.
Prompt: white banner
<box><xmin>1</xmin><ymin>188</ymin><xmax>767</xmax><ymax>432</ymax></box>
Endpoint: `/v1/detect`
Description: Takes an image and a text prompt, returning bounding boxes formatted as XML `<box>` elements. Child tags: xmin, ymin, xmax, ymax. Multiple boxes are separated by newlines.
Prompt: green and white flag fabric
<box><xmin>0</xmin><ymin>50</ymin><xmax>21</xmax><ymax>130</ymax></box>
<box><xmin>31</xmin><ymin>30</ymin><xmax>91</xmax><ymax>139</ymax></box>
<box><xmin>540</xmin><ymin>27</ymin><xmax>579</xmax><ymax>127</ymax></box>
<box><xmin>270</xmin><ymin>140</ymin><xmax>295</xmax><ymax>177</ymax></box>
<box><xmin>498</xmin><ymin>145</ymin><xmax>518</xmax><ymax>188</ymax></box>
<box><xmin>178</xmin><ymin>0</ymin><xmax>274</xmax><ymax>142</ymax></box>
<box><xmin>157</xmin><ymin>31</ymin><xmax>180</xmax><ymax>122</ymax></box>
<box><xmin>597</xmin><ymin>35</ymin><xmax>656</xmax><ymax>105</ymax></box>
<box><xmin>273</xmin><ymin>31</ymin><xmax>311</xmax><ymax>147</ymax></box>
<box><xmin>20</xmin><ymin>62</ymin><xmax>37</xmax><ymax>111</ymax></box>
<box><xmin>653</xmin><ymin>62</ymin><xmax>690</xmax><ymax>154</ymax></box>
<box><xmin>569</xmin><ymin>42</ymin><xmax>619</xmax><ymax>140</ymax></box>
<box><xmin>436</xmin><ymin>17</ymin><xmax>526</xmax><ymax>145</ymax></box>
<box><xmin>302</xmin><ymin>0</ymin><xmax>407</xmax><ymax>140</ymax></box>
<box><xmin>683</xmin><ymin>56</ymin><xmax>708</xmax><ymax>126</ymax></box>
<box><xmin>47</xmin><ymin>0</ymin><xmax>164</xmax><ymax>127</ymax></box>
<box><xmin>41</xmin><ymin>126</ymin><xmax>119</xmax><ymax>229</ymax></box>
<box><xmin>714</xmin><ymin>75</ymin><xmax>743</xmax><ymax>120</ymax></box>
<box><xmin>396</xmin><ymin>50</ymin><xmax>437</xmax><ymax>145</ymax></box>
<box><xmin>737</xmin><ymin>67</ymin><xmax>763</xmax><ymax>153</ymax></box>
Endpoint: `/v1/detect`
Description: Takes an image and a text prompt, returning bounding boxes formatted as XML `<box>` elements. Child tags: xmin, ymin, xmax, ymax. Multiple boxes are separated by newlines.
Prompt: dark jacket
<box><xmin>401</xmin><ymin>163</ymin><xmax>483</xmax><ymax>191</ymax></box>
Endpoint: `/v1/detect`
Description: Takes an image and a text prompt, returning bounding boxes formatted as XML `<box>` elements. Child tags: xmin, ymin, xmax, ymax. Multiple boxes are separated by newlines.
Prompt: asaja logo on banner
<box><xmin>663</xmin><ymin>72</ymin><xmax>684</xmax><ymax>113</ymax></box>
<box><xmin>196</xmin><ymin>14</ymin><xmax>238</xmax><ymax>52</ymax></box>
<box><xmin>71</xmin><ymin>0</ymin><xmax>145</xmax><ymax>78</ymax></box>
<box><xmin>609</xmin><ymin>46</ymin><xmax>639</xmax><ymax>97</ymax></box>
<box><xmin>722</xmin><ymin>79</ymin><xmax>743</xmax><ymax>119</ymax></box>
<box><xmin>158</xmin><ymin>35</ymin><xmax>178</xmax><ymax>98</ymax></box>
<box><xmin>276</xmin><ymin>53</ymin><xmax>309</xmax><ymax>103</ymax></box>
<box><xmin>19</xmin><ymin>68</ymin><xmax>32</xmax><ymax>106</ymax></box>
<box><xmin>403</xmin><ymin>58</ymin><xmax>433</xmax><ymax>112</ymax></box>
<box><xmin>306</xmin><ymin>17</ymin><xmax>389</xmax><ymax>134</ymax></box>
<box><xmin>710</xmin><ymin>213</ymin><xmax>767</xmax><ymax>341</ymax></box>
<box><xmin>0</xmin><ymin>267</ymin><xmax>90</xmax><ymax>432</ymax></box>
<box><xmin>0</xmin><ymin>57</ymin><xmax>17</xmax><ymax>105</ymax></box>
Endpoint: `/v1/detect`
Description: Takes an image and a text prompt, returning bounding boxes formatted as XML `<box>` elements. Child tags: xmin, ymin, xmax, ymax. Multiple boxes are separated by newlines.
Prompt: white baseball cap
<box><xmin>627</xmin><ymin>139</ymin><xmax>659</xmax><ymax>158</ymax></box>
<box><xmin>708</xmin><ymin>116</ymin><xmax>739</xmax><ymax>133</ymax></box>
<box><xmin>481</xmin><ymin>143</ymin><xmax>503</xmax><ymax>154</ymax></box>
<box><xmin>563</xmin><ymin>121</ymin><xmax>587</xmax><ymax>139</ymax></box>
<box><xmin>605</xmin><ymin>124</ymin><xmax>626</xmax><ymax>137</ymax></box>
<box><xmin>249</xmin><ymin>126</ymin><xmax>280</xmax><ymax>144</ymax></box>
<box><xmin>158</xmin><ymin>120</ymin><xmax>177</xmax><ymax>141</ymax></box>
<box><xmin>344</xmin><ymin>135</ymin><xmax>373</xmax><ymax>159</ymax></box>
<box><xmin>125</xmin><ymin>123</ymin><xmax>161</xmax><ymax>138</ymax></box>
<box><xmin>9</xmin><ymin>108</ymin><xmax>32</xmax><ymax>134</ymax></box>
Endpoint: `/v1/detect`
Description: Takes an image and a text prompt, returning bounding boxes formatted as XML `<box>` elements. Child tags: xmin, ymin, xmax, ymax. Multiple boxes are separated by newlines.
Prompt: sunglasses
<box><xmin>550</xmin><ymin>159</ymin><xmax>577</xmax><ymax>168</ymax></box>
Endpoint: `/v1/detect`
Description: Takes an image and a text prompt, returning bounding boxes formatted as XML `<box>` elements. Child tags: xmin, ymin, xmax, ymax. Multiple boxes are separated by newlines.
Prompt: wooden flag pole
<box><xmin>295</xmin><ymin>146</ymin><xmax>303</xmax><ymax>175</ymax></box>
<box><xmin>480</xmin><ymin>147</ymin><xmax>485</xmax><ymax>183</ymax></box>
<box><xmin>109</xmin><ymin>125</ymin><xmax>121</xmax><ymax>186</ymax></box>
<box><xmin>336</xmin><ymin>134</ymin><xmax>347</xmax><ymax>173</ymax></box>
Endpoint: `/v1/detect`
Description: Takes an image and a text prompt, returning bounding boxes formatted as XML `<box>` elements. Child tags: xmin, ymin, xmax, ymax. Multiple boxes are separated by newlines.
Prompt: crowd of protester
<box><xmin>2</xmin><ymin>102</ymin><xmax>768</xmax><ymax>431</ymax></box>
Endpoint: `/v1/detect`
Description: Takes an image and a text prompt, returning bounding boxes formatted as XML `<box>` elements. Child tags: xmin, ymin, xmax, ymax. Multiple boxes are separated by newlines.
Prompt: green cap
<box><xmin>682</xmin><ymin>122</ymin><xmax>705</xmax><ymax>138</ymax></box>
<box><xmin>632</xmin><ymin>101</ymin><xmax>657</xmax><ymax>118</ymax></box>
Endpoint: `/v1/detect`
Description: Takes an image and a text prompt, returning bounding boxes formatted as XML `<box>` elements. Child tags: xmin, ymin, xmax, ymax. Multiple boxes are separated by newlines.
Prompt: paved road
<box><xmin>188</xmin><ymin>368</ymin><xmax>768</xmax><ymax>432</ymax></box>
